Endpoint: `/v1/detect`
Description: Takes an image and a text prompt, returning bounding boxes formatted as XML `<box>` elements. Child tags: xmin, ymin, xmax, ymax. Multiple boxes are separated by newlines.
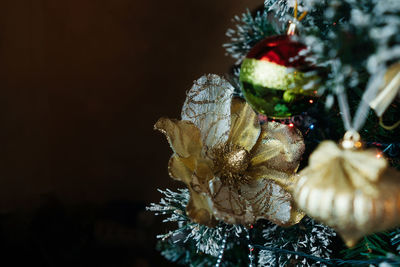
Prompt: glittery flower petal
<box><xmin>249</xmin><ymin>122</ymin><xmax>305</xmax><ymax>178</ymax></box>
<box><xmin>181</xmin><ymin>74</ymin><xmax>234</xmax><ymax>150</ymax></box>
<box><xmin>186</xmin><ymin>189</ymin><xmax>216</xmax><ymax>227</ymax></box>
<box><xmin>168</xmin><ymin>155</ymin><xmax>195</xmax><ymax>183</ymax></box>
<box><xmin>246</xmin><ymin>167</ymin><xmax>295</xmax><ymax>189</ymax></box>
<box><xmin>227</xmin><ymin>98</ymin><xmax>261</xmax><ymax>152</ymax></box>
<box><xmin>209</xmin><ymin>178</ymin><xmax>252</xmax><ymax>225</ymax></box>
<box><xmin>287</xmin><ymin>207</ymin><xmax>306</xmax><ymax>226</ymax></box>
<box><xmin>155</xmin><ymin>117</ymin><xmax>202</xmax><ymax>158</ymax></box>
<box><xmin>209</xmin><ymin>177</ymin><xmax>304</xmax><ymax>226</ymax></box>
<box><xmin>169</xmin><ymin>156</ymin><xmax>216</xmax><ymax>226</ymax></box>
<box><xmin>191</xmin><ymin>158</ymin><xmax>214</xmax><ymax>192</ymax></box>
<box><xmin>242</xmin><ymin>179</ymin><xmax>303</xmax><ymax>226</ymax></box>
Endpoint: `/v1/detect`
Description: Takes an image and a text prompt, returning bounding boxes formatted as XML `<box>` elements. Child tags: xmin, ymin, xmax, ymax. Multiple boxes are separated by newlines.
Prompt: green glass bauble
<box><xmin>240</xmin><ymin>35</ymin><xmax>318</xmax><ymax>119</ymax></box>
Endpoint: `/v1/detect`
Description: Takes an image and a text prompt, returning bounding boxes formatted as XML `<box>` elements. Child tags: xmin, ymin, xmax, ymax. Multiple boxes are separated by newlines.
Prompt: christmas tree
<box><xmin>148</xmin><ymin>0</ymin><xmax>400</xmax><ymax>266</ymax></box>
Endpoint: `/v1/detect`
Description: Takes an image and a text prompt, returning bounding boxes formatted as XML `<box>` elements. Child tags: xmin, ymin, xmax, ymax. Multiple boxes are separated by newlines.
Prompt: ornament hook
<box><xmin>379</xmin><ymin>116</ymin><xmax>400</xmax><ymax>130</ymax></box>
<box><xmin>287</xmin><ymin>0</ymin><xmax>308</xmax><ymax>36</ymax></box>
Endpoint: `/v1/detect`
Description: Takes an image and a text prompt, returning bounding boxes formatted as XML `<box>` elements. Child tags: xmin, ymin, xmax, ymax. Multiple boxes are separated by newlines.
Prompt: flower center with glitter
<box><xmin>212</xmin><ymin>144</ymin><xmax>251</xmax><ymax>186</ymax></box>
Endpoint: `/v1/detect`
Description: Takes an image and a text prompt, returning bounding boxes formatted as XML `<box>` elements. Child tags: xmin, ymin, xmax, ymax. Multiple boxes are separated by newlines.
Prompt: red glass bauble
<box><xmin>240</xmin><ymin>35</ymin><xmax>317</xmax><ymax>118</ymax></box>
<box><xmin>246</xmin><ymin>35</ymin><xmax>308</xmax><ymax>68</ymax></box>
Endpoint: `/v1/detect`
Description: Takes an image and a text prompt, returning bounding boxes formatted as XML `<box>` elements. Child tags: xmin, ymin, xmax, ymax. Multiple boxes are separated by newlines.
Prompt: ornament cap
<box><xmin>341</xmin><ymin>130</ymin><xmax>362</xmax><ymax>149</ymax></box>
<box><xmin>287</xmin><ymin>21</ymin><xmax>297</xmax><ymax>36</ymax></box>
<box><xmin>286</xmin><ymin>0</ymin><xmax>308</xmax><ymax>36</ymax></box>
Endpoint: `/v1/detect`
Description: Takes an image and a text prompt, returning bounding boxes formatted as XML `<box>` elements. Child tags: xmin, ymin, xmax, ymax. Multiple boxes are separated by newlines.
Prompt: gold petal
<box><xmin>168</xmin><ymin>154</ymin><xmax>214</xmax><ymax>193</ymax></box>
<box><xmin>209</xmin><ymin>177</ymin><xmax>304</xmax><ymax>226</ymax></box>
<box><xmin>168</xmin><ymin>154</ymin><xmax>196</xmax><ymax>184</ymax></box>
<box><xmin>227</xmin><ymin>98</ymin><xmax>261</xmax><ymax>152</ymax></box>
<box><xmin>191</xmin><ymin>158</ymin><xmax>214</xmax><ymax>192</ymax></box>
<box><xmin>168</xmin><ymin>154</ymin><xmax>216</xmax><ymax>226</ymax></box>
<box><xmin>209</xmin><ymin>178</ymin><xmax>253</xmax><ymax>225</ymax></box>
<box><xmin>249</xmin><ymin>121</ymin><xmax>305</xmax><ymax>175</ymax></box>
<box><xmin>247</xmin><ymin>166</ymin><xmax>295</xmax><ymax>189</ymax></box>
<box><xmin>288</xmin><ymin>208</ymin><xmax>306</xmax><ymax>226</ymax></box>
<box><xmin>242</xmin><ymin>179</ymin><xmax>304</xmax><ymax>226</ymax></box>
<box><xmin>250</xmin><ymin>139</ymin><xmax>283</xmax><ymax>165</ymax></box>
<box><xmin>186</xmin><ymin>188</ymin><xmax>217</xmax><ymax>227</ymax></box>
<box><xmin>154</xmin><ymin>117</ymin><xmax>202</xmax><ymax>158</ymax></box>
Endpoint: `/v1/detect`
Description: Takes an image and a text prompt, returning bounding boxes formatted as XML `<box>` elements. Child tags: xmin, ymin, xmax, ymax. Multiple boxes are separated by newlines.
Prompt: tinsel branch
<box><xmin>391</xmin><ymin>229</ymin><xmax>400</xmax><ymax>253</ymax></box>
<box><xmin>254</xmin><ymin>244</ymin><xmax>400</xmax><ymax>266</ymax></box>
<box><xmin>147</xmin><ymin>189</ymin><xmax>250</xmax><ymax>266</ymax></box>
<box><xmin>258</xmin><ymin>218</ymin><xmax>336</xmax><ymax>266</ymax></box>
<box><xmin>150</xmin><ymin>189</ymin><xmax>347</xmax><ymax>266</ymax></box>
<box><xmin>223</xmin><ymin>9</ymin><xmax>280</xmax><ymax>63</ymax></box>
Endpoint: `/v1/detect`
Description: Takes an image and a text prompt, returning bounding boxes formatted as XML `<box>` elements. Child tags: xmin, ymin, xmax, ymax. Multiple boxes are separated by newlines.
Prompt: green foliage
<box><xmin>342</xmin><ymin>233</ymin><xmax>392</xmax><ymax>260</ymax></box>
<box><xmin>156</xmin><ymin>240</ymin><xmax>221</xmax><ymax>267</ymax></box>
<box><xmin>391</xmin><ymin>228</ymin><xmax>400</xmax><ymax>253</ymax></box>
<box><xmin>339</xmin><ymin>232</ymin><xmax>400</xmax><ymax>267</ymax></box>
<box><xmin>258</xmin><ymin>217</ymin><xmax>336</xmax><ymax>266</ymax></box>
<box><xmin>224</xmin><ymin>9</ymin><xmax>280</xmax><ymax>63</ymax></box>
<box><xmin>153</xmin><ymin>0</ymin><xmax>400</xmax><ymax>265</ymax></box>
<box><xmin>148</xmin><ymin>189</ymin><xmax>252</xmax><ymax>266</ymax></box>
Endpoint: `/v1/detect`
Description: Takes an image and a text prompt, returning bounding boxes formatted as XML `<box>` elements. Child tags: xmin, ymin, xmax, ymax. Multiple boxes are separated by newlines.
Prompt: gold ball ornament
<box><xmin>293</xmin><ymin>131</ymin><xmax>400</xmax><ymax>247</ymax></box>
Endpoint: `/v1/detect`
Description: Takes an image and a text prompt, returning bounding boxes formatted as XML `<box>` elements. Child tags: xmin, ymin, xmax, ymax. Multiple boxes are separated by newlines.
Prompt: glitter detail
<box><xmin>212</xmin><ymin>143</ymin><xmax>251</xmax><ymax>187</ymax></box>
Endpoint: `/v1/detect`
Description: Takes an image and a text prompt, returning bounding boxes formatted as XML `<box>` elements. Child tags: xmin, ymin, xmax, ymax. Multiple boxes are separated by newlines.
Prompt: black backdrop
<box><xmin>0</xmin><ymin>1</ymin><xmax>260</xmax><ymax>266</ymax></box>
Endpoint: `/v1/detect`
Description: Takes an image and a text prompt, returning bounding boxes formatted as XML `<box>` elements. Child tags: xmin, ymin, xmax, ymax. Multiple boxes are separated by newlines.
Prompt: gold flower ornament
<box><xmin>155</xmin><ymin>74</ymin><xmax>305</xmax><ymax>227</ymax></box>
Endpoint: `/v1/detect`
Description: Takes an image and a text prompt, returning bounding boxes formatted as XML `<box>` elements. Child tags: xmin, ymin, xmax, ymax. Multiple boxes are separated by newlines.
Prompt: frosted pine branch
<box><xmin>147</xmin><ymin>189</ymin><xmax>245</xmax><ymax>257</ymax></box>
<box><xmin>258</xmin><ymin>217</ymin><xmax>336</xmax><ymax>266</ymax></box>
<box><xmin>223</xmin><ymin>9</ymin><xmax>280</xmax><ymax>63</ymax></box>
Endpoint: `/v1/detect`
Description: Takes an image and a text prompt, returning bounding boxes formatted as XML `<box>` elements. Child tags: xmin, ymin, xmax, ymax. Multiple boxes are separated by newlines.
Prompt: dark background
<box><xmin>0</xmin><ymin>1</ymin><xmax>261</xmax><ymax>266</ymax></box>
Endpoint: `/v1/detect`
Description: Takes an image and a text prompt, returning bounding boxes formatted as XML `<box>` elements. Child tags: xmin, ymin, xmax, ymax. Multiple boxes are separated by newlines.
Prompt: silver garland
<box><xmin>258</xmin><ymin>217</ymin><xmax>336</xmax><ymax>266</ymax></box>
<box><xmin>147</xmin><ymin>189</ymin><xmax>243</xmax><ymax>257</ymax></box>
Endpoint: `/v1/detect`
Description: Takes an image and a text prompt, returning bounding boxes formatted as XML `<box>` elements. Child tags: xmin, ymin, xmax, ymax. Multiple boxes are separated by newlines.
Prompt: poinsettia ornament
<box><xmin>155</xmin><ymin>74</ymin><xmax>305</xmax><ymax>227</ymax></box>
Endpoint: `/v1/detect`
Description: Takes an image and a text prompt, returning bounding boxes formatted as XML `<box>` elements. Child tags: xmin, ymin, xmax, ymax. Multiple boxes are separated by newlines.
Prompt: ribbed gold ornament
<box><xmin>293</xmin><ymin>131</ymin><xmax>400</xmax><ymax>247</ymax></box>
